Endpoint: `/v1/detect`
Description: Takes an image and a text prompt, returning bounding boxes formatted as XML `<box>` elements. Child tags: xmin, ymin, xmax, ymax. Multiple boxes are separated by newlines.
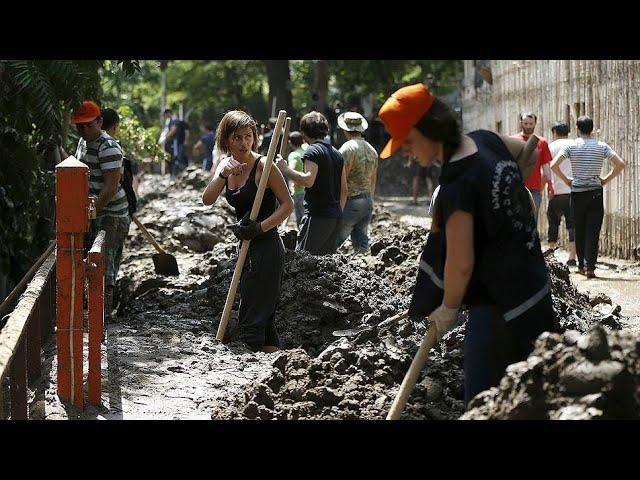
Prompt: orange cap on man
<box><xmin>378</xmin><ymin>84</ymin><xmax>434</xmax><ymax>159</ymax></box>
<box><xmin>71</xmin><ymin>100</ymin><xmax>101</xmax><ymax>124</ymax></box>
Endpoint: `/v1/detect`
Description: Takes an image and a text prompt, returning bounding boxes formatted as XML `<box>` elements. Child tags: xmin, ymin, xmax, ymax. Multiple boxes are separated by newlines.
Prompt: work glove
<box><xmin>226</xmin><ymin>212</ymin><xmax>263</xmax><ymax>241</ymax></box>
<box><xmin>429</xmin><ymin>303</ymin><xmax>460</xmax><ymax>342</ymax></box>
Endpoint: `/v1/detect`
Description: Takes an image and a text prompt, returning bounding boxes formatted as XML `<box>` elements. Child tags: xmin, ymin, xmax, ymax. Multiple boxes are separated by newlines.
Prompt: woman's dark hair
<box><xmin>300</xmin><ymin>111</ymin><xmax>329</xmax><ymax>139</ymax></box>
<box><xmin>101</xmin><ymin>108</ymin><xmax>120</xmax><ymax>131</ymax></box>
<box><xmin>215</xmin><ymin>110</ymin><xmax>259</xmax><ymax>159</ymax></box>
<box><xmin>576</xmin><ymin>115</ymin><xmax>594</xmax><ymax>135</ymax></box>
<box><xmin>413</xmin><ymin>98</ymin><xmax>462</xmax><ymax>162</ymax></box>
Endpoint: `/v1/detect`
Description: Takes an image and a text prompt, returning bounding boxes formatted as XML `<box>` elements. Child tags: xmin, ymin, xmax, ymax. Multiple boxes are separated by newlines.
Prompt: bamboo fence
<box><xmin>461</xmin><ymin>60</ymin><xmax>640</xmax><ymax>259</ymax></box>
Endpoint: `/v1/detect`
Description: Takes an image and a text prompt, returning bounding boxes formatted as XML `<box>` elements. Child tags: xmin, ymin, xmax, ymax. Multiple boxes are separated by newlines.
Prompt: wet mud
<box><xmin>34</xmin><ymin>167</ymin><xmax>632</xmax><ymax>419</ymax></box>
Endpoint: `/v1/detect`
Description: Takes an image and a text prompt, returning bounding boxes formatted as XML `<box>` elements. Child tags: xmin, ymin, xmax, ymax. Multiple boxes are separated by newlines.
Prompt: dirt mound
<box><xmin>462</xmin><ymin>325</ymin><xmax>640</xmax><ymax>419</ymax></box>
<box><xmin>113</xmin><ymin>172</ymin><xmax>627</xmax><ymax>420</ymax></box>
<box><xmin>211</xmin><ymin>317</ymin><xmax>467</xmax><ymax>420</ymax></box>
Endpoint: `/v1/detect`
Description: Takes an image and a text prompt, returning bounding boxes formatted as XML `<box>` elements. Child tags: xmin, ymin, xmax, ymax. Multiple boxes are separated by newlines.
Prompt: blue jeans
<box><xmin>171</xmin><ymin>143</ymin><xmax>186</xmax><ymax>178</ymax></box>
<box><xmin>335</xmin><ymin>194</ymin><xmax>373</xmax><ymax>250</ymax></box>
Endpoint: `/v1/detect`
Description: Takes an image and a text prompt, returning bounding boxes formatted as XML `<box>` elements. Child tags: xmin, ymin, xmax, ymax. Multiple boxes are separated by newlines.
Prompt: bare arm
<box><xmin>541</xmin><ymin>162</ymin><xmax>553</xmax><ymax>194</ymax></box>
<box><xmin>95</xmin><ymin>169</ymin><xmax>121</xmax><ymax>214</ymax></box>
<box><xmin>276</xmin><ymin>157</ymin><xmax>318</xmax><ymax>188</ymax></box>
<box><xmin>443</xmin><ymin>211</ymin><xmax>475</xmax><ymax>309</ymax></box>
<box><xmin>550</xmin><ymin>153</ymin><xmax>572</xmax><ymax>187</ymax></box>
<box><xmin>256</xmin><ymin>159</ymin><xmax>294</xmax><ymax>232</ymax></box>
<box><xmin>201</xmin><ymin>157</ymin><xmax>244</xmax><ymax>205</ymax></box>
<box><xmin>340</xmin><ymin>165</ymin><xmax>347</xmax><ymax>210</ymax></box>
<box><xmin>602</xmin><ymin>153</ymin><xmax>625</xmax><ymax>185</ymax></box>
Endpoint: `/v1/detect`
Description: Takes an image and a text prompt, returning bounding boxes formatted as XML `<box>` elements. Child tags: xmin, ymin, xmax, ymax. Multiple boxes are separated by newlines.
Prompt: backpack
<box><xmin>120</xmin><ymin>156</ymin><xmax>137</xmax><ymax>217</ymax></box>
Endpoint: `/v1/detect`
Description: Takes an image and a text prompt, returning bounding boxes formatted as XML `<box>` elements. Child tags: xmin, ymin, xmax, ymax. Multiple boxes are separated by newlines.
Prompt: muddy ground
<box><xmin>31</xmin><ymin>167</ymin><xmax>638</xmax><ymax>420</ymax></box>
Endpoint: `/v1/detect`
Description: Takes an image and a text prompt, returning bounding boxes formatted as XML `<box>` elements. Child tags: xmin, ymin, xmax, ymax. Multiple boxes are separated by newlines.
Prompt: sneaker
<box><xmin>586</xmin><ymin>270</ymin><xmax>597</xmax><ymax>279</ymax></box>
<box><xmin>566</xmin><ymin>259</ymin><xmax>577</xmax><ymax>267</ymax></box>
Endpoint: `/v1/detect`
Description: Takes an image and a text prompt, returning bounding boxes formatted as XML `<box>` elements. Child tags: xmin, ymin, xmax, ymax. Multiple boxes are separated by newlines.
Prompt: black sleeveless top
<box><xmin>224</xmin><ymin>156</ymin><xmax>278</xmax><ymax>235</ymax></box>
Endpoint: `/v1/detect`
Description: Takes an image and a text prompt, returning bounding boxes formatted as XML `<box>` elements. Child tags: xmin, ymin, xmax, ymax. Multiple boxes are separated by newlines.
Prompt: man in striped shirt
<box><xmin>551</xmin><ymin>115</ymin><xmax>625</xmax><ymax>278</ymax></box>
<box><xmin>70</xmin><ymin>101</ymin><xmax>131</xmax><ymax>319</ymax></box>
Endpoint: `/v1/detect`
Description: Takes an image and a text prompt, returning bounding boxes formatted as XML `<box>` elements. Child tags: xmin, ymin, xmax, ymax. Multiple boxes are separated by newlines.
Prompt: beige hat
<box><xmin>338</xmin><ymin>111</ymin><xmax>368</xmax><ymax>132</ymax></box>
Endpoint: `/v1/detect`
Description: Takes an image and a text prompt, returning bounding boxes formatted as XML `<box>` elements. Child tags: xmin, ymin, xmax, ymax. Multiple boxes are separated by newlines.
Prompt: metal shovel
<box><xmin>131</xmin><ymin>215</ymin><xmax>179</xmax><ymax>276</ymax></box>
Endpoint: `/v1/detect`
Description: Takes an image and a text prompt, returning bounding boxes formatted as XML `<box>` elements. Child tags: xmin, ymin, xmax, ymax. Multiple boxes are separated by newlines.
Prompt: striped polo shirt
<box><xmin>559</xmin><ymin>137</ymin><xmax>616</xmax><ymax>193</ymax></box>
<box><xmin>75</xmin><ymin>131</ymin><xmax>129</xmax><ymax>218</ymax></box>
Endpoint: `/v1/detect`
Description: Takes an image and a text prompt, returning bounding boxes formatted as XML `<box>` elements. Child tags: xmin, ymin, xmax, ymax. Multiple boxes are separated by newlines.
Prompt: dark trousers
<box><xmin>238</xmin><ymin>235</ymin><xmax>285</xmax><ymax>351</ymax></box>
<box><xmin>547</xmin><ymin>194</ymin><xmax>575</xmax><ymax>242</ymax></box>
<box><xmin>296</xmin><ymin>214</ymin><xmax>340</xmax><ymax>255</ymax></box>
<box><xmin>464</xmin><ymin>293</ymin><xmax>556</xmax><ymax>408</ymax></box>
<box><xmin>571</xmin><ymin>189</ymin><xmax>604</xmax><ymax>271</ymax></box>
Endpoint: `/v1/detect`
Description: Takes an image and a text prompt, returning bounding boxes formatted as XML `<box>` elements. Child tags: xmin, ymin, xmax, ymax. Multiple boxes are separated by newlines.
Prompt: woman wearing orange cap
<box><xmin>202</xmin><ymin>110</ymin><xmax>293</xmax><ymax>353</ymax></box>
<box><xmin>379</xmin><ymin>84</ymin><xmax>557</xmax><ymax>408</ymax></box>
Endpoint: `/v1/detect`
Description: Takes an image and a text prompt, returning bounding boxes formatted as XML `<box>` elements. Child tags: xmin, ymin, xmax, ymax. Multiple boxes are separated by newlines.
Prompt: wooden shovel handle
<box><xmin>132</xmin><ymin>215</ymin><xmax>166</xmax><ymax>255</ymax></box>
<box><xmin>216</xmin><ymin>110</ymin><xmax>288</xmax><ymax>342</ymax></box>
<box><xmin>278</xmin><ymin>117</ymin><xmax>291</xmax><ymax>159</ymax></box>
<box><xmin>386</xmin><ymin>324</ymin><xmax>438</xmax><ymax>420</ymax></box>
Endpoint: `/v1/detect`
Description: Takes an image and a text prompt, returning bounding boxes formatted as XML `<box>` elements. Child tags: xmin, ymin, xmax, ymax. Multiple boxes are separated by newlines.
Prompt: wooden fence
<box><xmin>461</xmin><ymin>60</ymin><xmax>640</xmax><ymax>259</ymax></box>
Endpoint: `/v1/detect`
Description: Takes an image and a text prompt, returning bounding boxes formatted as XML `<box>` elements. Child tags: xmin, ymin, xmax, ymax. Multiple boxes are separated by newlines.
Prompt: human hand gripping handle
<box><xmin>226</xmin><ymin>212</ymin><xmax>264</xmax><ymax>241</ymax></box>
<box><xmin>430</xmin><ymin>303</ymin><xmax>460</xmax><ymax>342</ymax></box>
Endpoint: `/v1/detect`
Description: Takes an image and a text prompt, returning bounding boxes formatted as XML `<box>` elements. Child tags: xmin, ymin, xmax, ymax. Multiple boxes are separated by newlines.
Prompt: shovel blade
<box><xmin>152</xmin><ymin>253</ymin><xmax>179</xmax><ymax>276</ymax></box>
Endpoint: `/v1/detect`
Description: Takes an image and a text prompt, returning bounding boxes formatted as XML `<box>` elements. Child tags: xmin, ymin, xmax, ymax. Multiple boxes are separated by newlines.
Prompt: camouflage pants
<box><xmin>86</xmin><ymin>215</ymin><xmax>131</xmax><ymax>287</ymax></box>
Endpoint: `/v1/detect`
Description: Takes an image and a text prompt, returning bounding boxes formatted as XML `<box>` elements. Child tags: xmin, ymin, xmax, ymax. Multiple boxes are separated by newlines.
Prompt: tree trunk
<box><xmin>264</xmin><ymin>60</ymin><xmax>294</xmax><ymax>120</ymax></box>
<box><xmin>313</xmin><ymin>60</ymin><xmax>329</xmax><ymax>107</ymax></box>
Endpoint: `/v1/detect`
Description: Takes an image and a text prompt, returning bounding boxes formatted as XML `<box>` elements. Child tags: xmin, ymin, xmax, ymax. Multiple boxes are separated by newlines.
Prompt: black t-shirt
<box><xmin>168</xmin><ymin>118</ymin><xmax>189</xmax><ymax>145</ymax></box>
<box><xmin>302</xmin><ymin>140</ymin><xmax>343</xmax><ymax>218</ymax></box>
<box><xmin>433</xmin><ymin>129</ymin><xmax>550</xmax><ymax>316</ymax></box>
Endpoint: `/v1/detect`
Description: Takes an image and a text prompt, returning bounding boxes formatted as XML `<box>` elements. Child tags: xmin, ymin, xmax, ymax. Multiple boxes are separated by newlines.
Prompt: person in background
<box><xmin>551</xmin><ymin>115</ymin><xmax>625</xmax><ymax>278</ymax></box>
<box><xmin>335</xmin><ymin>111</ymin><xmax>378</xmax><ymax>253</ymax></box>
<box><xmin>286</xmin><ymin>131</ymin><xmax>307</xmax><ymax>226</ymax></box>
<box><xmin>193</xmin><ymin>123</ymin><xmax>216</xmax><ymax>172</ymax></box>
<box><xmin>163</xmin><ymin>108</ymin><xmax>190</xmax><ymax>179</ymax></box>
<box><xmin>68</xmin><ymin>101</ymin><xmax>131</xmax><ymax>321</ymax></box>
<box><xmin>547</xmin><ymin>121</ymin><xmax>577</xmax><ymax>266</ymax></box>
<box><xmin>276</xmin><ymin>111</ymin><xmax>347</xmax><ymax>254</ymax></box>
<box><xmin>510</xmin><ymin>112</ymin><xmax>553</xmax><ymax>222</ymax></box>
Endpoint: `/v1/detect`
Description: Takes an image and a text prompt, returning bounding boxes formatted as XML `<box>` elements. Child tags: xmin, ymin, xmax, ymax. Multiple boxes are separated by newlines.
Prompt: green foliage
<box><xmin>115</xmin><ymin>105</ymin><xmax>168</xmax><ymax>164</ymax></box>
<box><xmin>0</xmin><ymin>60</ymin><xmax>140</xmax><ymax>296</ymax></box>
<box><xmin>0</xmin><ymin>128</ymin><xmax>54</xmax><ymax>282</ymax></box>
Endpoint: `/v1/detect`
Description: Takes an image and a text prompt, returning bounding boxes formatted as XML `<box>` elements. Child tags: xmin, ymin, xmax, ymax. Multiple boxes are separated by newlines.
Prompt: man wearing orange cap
<box><xmin>70</xmin><ymin>100</ymin><xmax>131</xmax><ymax>321</ymax></box>
<box><xmin>378</xmin><ymin>84</ymin><xmax>557</xmax><ymax>408</ymax></box>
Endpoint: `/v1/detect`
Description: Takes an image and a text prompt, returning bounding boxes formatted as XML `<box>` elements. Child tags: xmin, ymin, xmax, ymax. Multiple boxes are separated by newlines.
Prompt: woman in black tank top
<box><xmin>379</xmin><ymin>84</ymin><xmax>556</xmax><ymax>409</ymax></box>
<box><xmin>202</xmin><ymin>111</ymin><xmax>293</xmax><ymax>353</ymax></box>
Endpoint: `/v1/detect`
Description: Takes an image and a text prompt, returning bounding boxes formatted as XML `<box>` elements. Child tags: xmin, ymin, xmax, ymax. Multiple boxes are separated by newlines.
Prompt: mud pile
<box><xmin>206</xmin><ymin>251</ymin><xmax>408</xmax><ymax>356</ymax></box>
<box><xmin>113</xmin><ymin>170</ymin><xmax>627</xmax><ymax>420</ymax></box>
<box><xmin>462</xmin><ymin>325</ymin><xmax>640</xmax><ymax>419</ymax></box>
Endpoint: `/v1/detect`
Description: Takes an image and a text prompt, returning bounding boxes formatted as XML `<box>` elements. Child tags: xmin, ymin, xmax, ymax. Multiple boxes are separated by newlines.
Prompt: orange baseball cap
<box><xmin>71</xmin><ymin>100</ymin><xmax>101</xmax><ymax>124</ymax></box>
<box><xmin>379</xmin><ymin>83</ymin><xmax>434</xmax><ymax>159</ymax></box>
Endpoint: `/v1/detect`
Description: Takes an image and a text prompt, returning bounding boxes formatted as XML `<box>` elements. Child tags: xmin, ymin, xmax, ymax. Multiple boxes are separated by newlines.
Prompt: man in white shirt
<box><xmin>547</xmin><ymin>122</ymin><xmax>576</xmax><ymax>266</ymax></box>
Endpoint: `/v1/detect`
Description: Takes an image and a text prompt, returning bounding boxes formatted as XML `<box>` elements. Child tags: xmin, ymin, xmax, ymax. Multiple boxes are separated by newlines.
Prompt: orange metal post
<box><xmin>55</xmin><ymin>157</ymin><xmax>89</xmax><ymax>408</ymax></box>
<box><xmin>87</xmin><ymin>231</ymin><xmax>105</xmax><ymax>406</ymax></box>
